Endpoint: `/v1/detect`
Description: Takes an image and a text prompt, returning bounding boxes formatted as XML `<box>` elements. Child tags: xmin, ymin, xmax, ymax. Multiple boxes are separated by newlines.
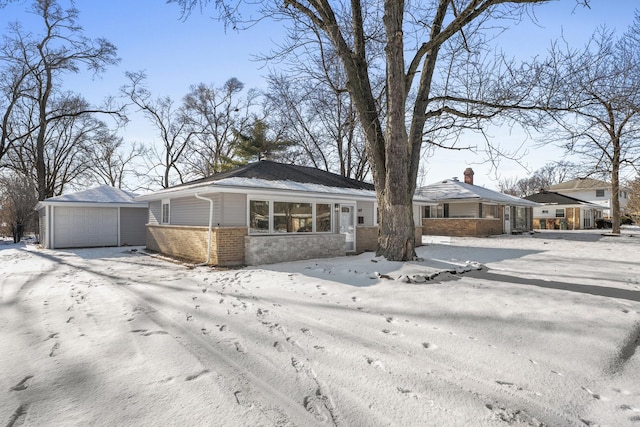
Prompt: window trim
<box><xmin>595</xmin><ymin>189</ymin><xmax>605</xmax><ymax>198</ymax></box>
<box><xmin>161</xmin><ymin>199</ymin><xmax>170</xmax><ymax>224</ymax></box>
<box><xmin>247</xmin><ymin>196</ymin><xmax>336</xmax><ymax>235</ymax></box>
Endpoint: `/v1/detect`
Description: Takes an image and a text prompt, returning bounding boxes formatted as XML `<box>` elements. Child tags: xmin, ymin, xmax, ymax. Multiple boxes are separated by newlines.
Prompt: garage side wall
<box><xmin>120</xmin><ymin>207</ymin><xmax>148</xmax><ymax>246</ymax></box>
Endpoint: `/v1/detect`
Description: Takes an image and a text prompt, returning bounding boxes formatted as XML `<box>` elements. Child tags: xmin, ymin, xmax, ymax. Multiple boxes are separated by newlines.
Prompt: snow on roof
<box><xmin>215</xmin><ymin>176</ymin><xmax>377</xmax><ymax>197</ymax></box>
<box><xmin>137</xmin><ymin>169</ymin><xmax>435</xmax><ymax>204</ymax></box>
<box><xmin>549</xmin><ymin>178</ymin><xmax>611</xmax><ymax>191</ymax></box>
<box><xmin>415</xmin><ymin>179</ymin><xmax>540</xmax><ymax>207</ymax></box>
<box><xmin>524</xmin><ymin>191</ymin><xmax>603</xmax><ymax>207</ymax></box>
<box><xmin>37</xmin><ymin>185</ymin><xmax>144</xmax><ymax>206</ymax></box>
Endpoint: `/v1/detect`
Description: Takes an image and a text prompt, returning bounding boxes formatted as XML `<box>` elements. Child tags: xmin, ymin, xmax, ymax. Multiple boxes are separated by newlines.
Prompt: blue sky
<box><xmin>1</xmin><ymin>0</ymin><xmax>638</xmax><ymax>189</ymax></box>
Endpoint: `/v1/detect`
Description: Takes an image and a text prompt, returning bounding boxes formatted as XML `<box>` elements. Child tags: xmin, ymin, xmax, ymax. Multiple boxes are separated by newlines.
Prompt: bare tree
<box><xmin>539</xmin><ymin>16</ymin><xmax>640</xmax><ymax>233</ymax></box>
<box><xmin>89</xmin><ymin>129</ymin><xmax>145</xmax><ymax>189</ymax></box>
<box><xmin>263</xmin><ymin>45</ymin><xmax>372</xmax><ymax>180</ymax></box>
<box><xmin>171</xmin><ymin>0</ymin><xmax>588</xmax><ymax>261</ymax></box>
<box><xmin>7</xmin><ymin>94</ymin><xmax>108</xmax><ymax>196</ymax></box>
<box><xmin>182</xmin><ymin>78</ymin><xmax>256</xmax><ymax>176</ymax></box>
<box><xmin>0</xmin><ymin>0</ymin><xmax>122</xmax><ymax>200</ymax></box>
<box><xmin>0</xmin><ymin>171</ymin><xmax>37</xmax><ymax>242</ymax></box>
<box><xmin>499</xmin><ymin>161</ymin><xmax>578</xmax><ymax>197</ymax></box>
<box><xmin>123</xmin><ymin>71</ymin><xmax>197</xmax><ymax>189</ymax></box>
<box><xmin>627</xmin><ymin>173</ymin><xmax>640</xmax><ymax>223</ymax></box>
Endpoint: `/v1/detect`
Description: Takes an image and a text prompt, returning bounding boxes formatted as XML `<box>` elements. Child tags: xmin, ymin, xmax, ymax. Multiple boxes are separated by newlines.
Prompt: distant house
<box><xmin>524</xmin><ymin>190</ymin><xmax>604</xmax><ymax>230</ymax></box>
<box><xmin>548</xmin><ymin>178</ymin><xmax>630</xmax><ymax>219</ymax></box>
<box><xmin>35</xmin><ymin>185</ymin><xmax>148</xmax><ymax>249</ymax></box>
<box><xmin>136</xmin><ymin>161</ymin><xmax>434</xmax><ymax>266</ymax></box>
<box><xmin>415</xmin><ymin>168</ymin><xmax>539</xmax><ymax>236</ymax></box>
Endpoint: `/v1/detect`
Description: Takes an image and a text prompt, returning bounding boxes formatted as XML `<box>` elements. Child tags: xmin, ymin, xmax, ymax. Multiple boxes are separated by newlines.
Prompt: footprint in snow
<box><xmin>10</xmin><ymin>375</ymin><xmax>33</xmax><ymax>391</ymax></box>
<box><xmin>301</xmin><ymin>328</ymin><xmax>312</xmax><ymax>336</ymax></box>
<box><xmin>397</xmin><ymin>387</ymin><xmax>420</xmax><ymax>398</ymax></box>
<box><xmin>366</xmin><ymin>357</ymin><xmax>386</xmax><ymax>371</ymax></box>
<box><xmin>45</xmin><ymin>332</ymin><xmax>59</xmax><ymax>341</ymax></box>
<box><xmin>142</xmin><ymin>331</ymin><xmax>169</xmax><ymax>336</ymax></box>
<box><xmin>274</xmin><ymin>341</ymin><xmax>285</xmax><ymax>352</ymax></box>
<box><xmin>495</xmin><ymin>380</ymin><xmax>522</xmax><ymax>391</ymax></box>
<box><xmin>581</xmin><ymin>386</ymin><xmax>605</xmax><ymax>400</ymax></box>
<box><xmin>49</xmin><ymin>342</ymin><xmax>60</xmax><ymax>357</ymax></box>
<box><xmin>5</xmin><ymin>403</ymin><xmax>28</xmax><ymax>427</ymax></box>
<box><xmin>422</xmin><ymin>342</ymin><xmax>438</xmax><ymax>350</ymax></box>
<box><xmin>185</xmin><ymin>369</ymin><xmax>210</xmax><ymax>381</ymax></box>
<box><xmin>303</xmin><ymin>389</ymin><xmax>333</xmax><ymax>423</ymax></box>
<box><xmin>234</xmin><ymin>341</ymin><xmax>247</xmax><ymax>353</ymax></box>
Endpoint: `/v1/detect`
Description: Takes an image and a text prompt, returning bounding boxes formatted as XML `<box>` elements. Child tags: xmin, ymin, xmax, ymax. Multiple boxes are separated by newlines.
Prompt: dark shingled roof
<box><xmin>174</xmin><ymin>160</ymin><xmax>375</xmax><ymax>191</ymax></box>
<box><xmin>524</xmin><ymin>191</ymin><xmax>592</xmax><ymax>205</ymax></box>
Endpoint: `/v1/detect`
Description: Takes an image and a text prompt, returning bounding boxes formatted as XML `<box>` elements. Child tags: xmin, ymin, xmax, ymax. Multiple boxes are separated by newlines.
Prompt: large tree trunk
<box><xmin>611</xmin><ymin>139</ymin><xmax>621</xmax><ymax>234</ymax></box>
<box><xmin>376</xmin><ymin>0</ymin><xmax>416</xmax><ymax>261</ymax></box>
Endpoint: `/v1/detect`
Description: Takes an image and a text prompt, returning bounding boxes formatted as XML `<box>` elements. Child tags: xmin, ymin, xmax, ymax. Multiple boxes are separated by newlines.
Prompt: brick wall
<box><xmin>213</xmin><ymin>227</ymin><xmax>247</xmax><ymax>266</ymax></box>
<box><xmin>356</xmin><ymin>227</ymin><xmax>378</xmax><ymax>252</ymax></box>
<box><xmin>147</xmin><ymin>225</ymin><xmax>209</xmax><ymax>263</ymax></box>
<box><xmin>421</xmin><ymin>218</ymin><xmax>503</xmax><ymax>237</ymax></box>
<box><xmin>147</xmin><ymin>225</ymin><xmax>247</xmax><ymax>266</ymax></box>
<box><xmin>245</xmin><ymin>233</ymin><xmax>345</xmax><ymax>265</ymax></box>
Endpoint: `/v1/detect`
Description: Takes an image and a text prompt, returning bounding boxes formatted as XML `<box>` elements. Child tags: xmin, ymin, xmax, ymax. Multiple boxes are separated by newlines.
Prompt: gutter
<box><xmin>194</xmin><ymin>193</ymin><xmax>215</xmax><ymax>266</ymax></box>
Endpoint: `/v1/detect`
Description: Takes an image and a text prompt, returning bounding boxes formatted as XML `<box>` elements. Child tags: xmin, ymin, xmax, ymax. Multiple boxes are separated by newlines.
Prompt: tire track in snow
<box><xmin>258</xmin><ymin>299</ymin><xmax>581</xmax><ymax>427</ymax></box>
<box><xmin>96</xmin><ymin>271</ymin><xmax>323</xmax><ymax>427</ymax></box>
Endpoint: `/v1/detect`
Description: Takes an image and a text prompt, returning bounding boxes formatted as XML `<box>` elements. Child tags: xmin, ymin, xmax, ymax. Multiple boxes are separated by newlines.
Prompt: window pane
<box><xmin>316</xmin><ymin>203</ymin><xmax>332</xmax><ymax>232</ymax></box>
<box><xmin>555</xmin><ymin>209</ymin><xmax>565</xmax><ymax>218</ymax></box>
<box><xmin>481</xmin><ymin>204</ymin><xmax>497</xmax><ymax>218</ymax></box>
<box><xmin>250</xmin><ymin>200</ymin><xmax>270</xmax><ymax>233</ymax></box>
<box><xmin>274</xmin><ymin>202</ymin><xmax>312</xmax><ymax>233</ymax></box>
<box><xmin>162</xmin><ymin>203</ymin><xmax>170</xmax><ymax>224</ymax></box>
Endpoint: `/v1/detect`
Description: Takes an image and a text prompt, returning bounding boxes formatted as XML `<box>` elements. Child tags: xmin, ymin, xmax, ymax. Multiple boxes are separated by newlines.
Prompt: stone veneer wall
<box><xmin>245</xmin><ymin>233</ymin><xmax>345</xmax><ymax>266</ymax></box>
<box><xmin>146</xmin><ymin>225</ymin><xmax>247</xmax><ymax>266</ymax></box>
<box><xmin>421</xmin><ymin>218</ymin><xmax>503</xmax><ymax>237</ymax></box>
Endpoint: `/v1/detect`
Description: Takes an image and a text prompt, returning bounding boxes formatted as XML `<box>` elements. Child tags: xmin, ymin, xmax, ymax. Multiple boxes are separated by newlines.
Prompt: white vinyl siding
<box><xmin>169</xmin><ymin>196</ymin><xmax>211</xmax><ymax>226</ymax></box>
<box><xmin>358</xmin><ymin>201</ymin><xmax>375</xmax><ymax>226</ymax></box>
<box><xmin>149</xmin><ymin>201</ymin><xmax>161</xmax><ymax>225</ymax></box>
<box><xmin>220</xmin><ymin>193</ymin><xmax>246</xmax><ymax>227</ymax></box>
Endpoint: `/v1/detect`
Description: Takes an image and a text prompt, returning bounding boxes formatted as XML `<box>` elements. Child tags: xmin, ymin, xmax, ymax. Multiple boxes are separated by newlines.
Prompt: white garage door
<box><xmin>54</xmin><ymin>207</ymin><xmax>118</xmax><ymax>248</ymax></box>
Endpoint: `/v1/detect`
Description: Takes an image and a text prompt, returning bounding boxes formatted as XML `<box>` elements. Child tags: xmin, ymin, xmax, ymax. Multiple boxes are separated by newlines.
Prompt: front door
<box><xmin>504</xmin><ymin>205</ymin><xmax>511</xmax><ymax>234</ymax></box>
<box><xmin>339</xmin><ymin>204</ymin><xmax>356</xmax><ymax>252</ymax></box>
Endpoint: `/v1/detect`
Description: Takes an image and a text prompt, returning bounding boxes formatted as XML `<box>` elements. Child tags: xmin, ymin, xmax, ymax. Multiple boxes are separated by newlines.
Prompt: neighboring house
<box><xmin>524</xmin><ymin>190</ymin><xmax>604</xmax><ymax>230</ymax></box>
<box><xmin>548</xmin><ymin>178</ymin><xmax>630</xmax><ymax>219</ymax></box>
<box><xmin>136</xmin><ymin>160</ymin><xmax>434</xmax><ymax>266</ymax></box>
<box><xmin>415</xmin><ymin>168</ymin><xmax>539</xmax><ymax>236</ymax></box>
<box><xmin>35</xmin><ymin>185</ymin><xmax>148</xmax><ymax>249</ymax></box>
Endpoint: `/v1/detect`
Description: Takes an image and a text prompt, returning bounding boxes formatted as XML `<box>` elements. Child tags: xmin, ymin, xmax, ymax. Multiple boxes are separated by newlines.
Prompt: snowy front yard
<box><xmin>1</xmin><ymin>229</ymin><xmax>640</xmax><ymax>426</ymax></box>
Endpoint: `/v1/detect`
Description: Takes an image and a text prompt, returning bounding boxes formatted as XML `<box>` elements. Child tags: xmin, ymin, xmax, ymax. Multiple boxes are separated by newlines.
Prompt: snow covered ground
<box><xmin>1</xmin><ymin>228</ymin><xmax>640</xmax><ymax>426</ymax></box>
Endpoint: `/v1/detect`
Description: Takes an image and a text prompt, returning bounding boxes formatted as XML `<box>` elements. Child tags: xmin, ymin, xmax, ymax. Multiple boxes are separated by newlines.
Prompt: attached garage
<box><xmin>36</xmin><ymin>186</ymin><xmax>148</xmax><ymax>249</ymax></box>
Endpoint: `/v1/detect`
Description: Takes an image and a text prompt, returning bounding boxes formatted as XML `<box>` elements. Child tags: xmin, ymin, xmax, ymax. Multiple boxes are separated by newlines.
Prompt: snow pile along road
<box><xmin>1</xmin><ymin>229</ymin><xmax>640</xmax><ymax>426</ymax></box>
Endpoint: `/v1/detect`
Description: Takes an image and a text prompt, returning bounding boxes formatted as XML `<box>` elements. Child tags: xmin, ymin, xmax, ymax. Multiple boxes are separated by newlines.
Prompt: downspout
<box><xmin>195</xmin><ymin>193</ymin><xmax>214</xmax><ymax>265</ymax></box>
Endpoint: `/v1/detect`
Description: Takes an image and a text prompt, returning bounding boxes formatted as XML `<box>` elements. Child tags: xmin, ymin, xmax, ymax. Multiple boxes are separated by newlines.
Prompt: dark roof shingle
<box><xmin>175</xmin><ymin>160</ymin><xmax>375</xmax><ymax>191</ymax></box>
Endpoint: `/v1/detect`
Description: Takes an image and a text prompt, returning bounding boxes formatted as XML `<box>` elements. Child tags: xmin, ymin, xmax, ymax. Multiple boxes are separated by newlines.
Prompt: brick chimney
<box><xmin>463</xmin><ymin>168</ymin><xmax>474</xmax><ymax>185</ymax></box>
